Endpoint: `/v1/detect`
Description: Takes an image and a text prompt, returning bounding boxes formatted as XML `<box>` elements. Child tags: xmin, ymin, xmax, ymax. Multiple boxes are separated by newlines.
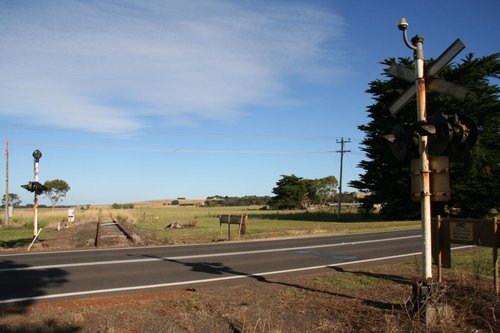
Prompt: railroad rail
<box><xmin>95</xmin><ymin>219</ymin><xmax>140</xmax><ymax>247</ymax></box>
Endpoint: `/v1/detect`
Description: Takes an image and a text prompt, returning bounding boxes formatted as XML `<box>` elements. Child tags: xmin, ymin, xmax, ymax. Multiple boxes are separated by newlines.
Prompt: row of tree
<box><xmin>111</xmin><ymin>203</ymin><xmax>135</xmax><ymax>209</ymax></box>
<box><xmin>205</xmin><ymin>195</ymin><xmax>271</xmax><ymax>207</ymax></box>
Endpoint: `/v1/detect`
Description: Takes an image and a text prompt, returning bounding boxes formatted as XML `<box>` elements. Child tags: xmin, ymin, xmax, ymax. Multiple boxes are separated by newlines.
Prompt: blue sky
<box><xmin>1</xmin><ymin>0</ymin><xmax>498</xmax><ymax>205</ymax></box>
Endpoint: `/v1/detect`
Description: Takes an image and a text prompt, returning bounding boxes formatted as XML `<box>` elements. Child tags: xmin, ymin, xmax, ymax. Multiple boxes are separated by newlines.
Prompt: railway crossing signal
<box><xmin>20</xmin><ymin>149</ymin><xmax>44</xmax><ymax>240</ymax></box>
<box><xmin>386</xmin><ymin>18</ymin><xmax>475</xmax><ymax>281</ymax></box>
<box><xmin>21</xmin><ymin>181</ymin><xmax>46</xmax><ymax>196</ymax></box>
<box><xmin>384</xmin><ymin>112</ymin><xmax>477</xmax><ymax>159</ymax></box>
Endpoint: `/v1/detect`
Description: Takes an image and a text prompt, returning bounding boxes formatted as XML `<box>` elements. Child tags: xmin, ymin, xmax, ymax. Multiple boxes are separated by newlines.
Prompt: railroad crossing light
<box><xmin>383</xmin><ymin>123</ymin><xmax>435</xmax><ymax>160</ymax></box>
<box><xmin>428</xmin><ymin>113</ymin><xmax>453</xmax><ymax>155</ymax></box>
<box><xmin>32</xmin><ymin>150</ymin><xmax>42</xmax><ymax>162</ymax></box>
<box><xmin>384</xmin><ymin>113</ymin><xmax>478</xmax><ymax>160</ymax></box>
<box><xmin>448</xmin><ymin>113</ymin><xmax>478</xmax><ymax>153</ymax></box>
<box><xmin>21</xmin><ymin>181</ymin><xmax>46</xmax><ymax>196</ymax></box>
<box><xmin>383</xmin><ymin>124</ymin><xmax>418</xmax><ymax>160</ymax></box>
<box><xmin>428</xmin><ymin>113</ymin><xmax>478</xmax><ymax>155</ymax></box>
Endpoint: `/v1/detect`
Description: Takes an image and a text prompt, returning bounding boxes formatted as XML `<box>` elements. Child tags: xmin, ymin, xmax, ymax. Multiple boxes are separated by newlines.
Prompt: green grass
<box><xmin>0</xmin><ymin>206</ymin><xmax>420</xmax><ymax>247</ymax></box>
<box><xmin>447</xmin><ymin>247</ymin><xmax>493</xmax><ymax>277</ymax></box>
<box><xmin>126</xmin><ymin>206</ymin><xmax>419</xmax><ymax>244</ymax></box>
<box><xmin>0</xmin><ymin>208</ymin><xmax>64</xmax><ymax>248</ymax></box>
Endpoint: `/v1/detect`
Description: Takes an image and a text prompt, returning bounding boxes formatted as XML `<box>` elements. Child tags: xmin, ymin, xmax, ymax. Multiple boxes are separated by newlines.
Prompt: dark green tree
<box><xmin>43</xmin><ymin>179</ymin><xmax>71</xmax><ymax>209</ymax></box>
<box><xmin>269</xmin><ymin>175</ymin><xmax>308</xmax><ymax>209</ymax></box>
<box><xmin>351</xmin><ymin>53</ymin><xmax>499</xmax><ymax>218</ymax></box>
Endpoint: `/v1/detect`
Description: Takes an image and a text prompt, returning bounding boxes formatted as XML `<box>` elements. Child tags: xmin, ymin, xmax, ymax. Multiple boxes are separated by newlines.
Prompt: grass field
<box><xmin>0</xmin><ymin>205</ymin><xmax>420</xmax><ymax>248</ymax></box>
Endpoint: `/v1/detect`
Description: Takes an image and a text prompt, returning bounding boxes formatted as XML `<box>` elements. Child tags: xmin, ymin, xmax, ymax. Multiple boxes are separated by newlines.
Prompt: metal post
<box><xmin>31</xmin><ymin>149</ymin><xmax>42</xmax><ymax>240</ymax></box>
<box><xmin>413</xmin><ymin>36</ymin><xmax>433</xmax><ymax>280</ymax></box>
<box><xmin>33</xmin><ymin>157</ymin><xmax>39</xmax><ymax>239</ymax></box>
<box><xmin>4</xmin><ymin>141</ymin><xmax>8</xmax><ymax>225</ymax></box>
<box><xmin>399</xmin><ymin>19</ymin><xmax>432</xmax><ymax>280</ymax></box>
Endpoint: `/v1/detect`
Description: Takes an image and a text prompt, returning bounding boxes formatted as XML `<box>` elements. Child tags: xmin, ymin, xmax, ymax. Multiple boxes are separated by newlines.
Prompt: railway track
<box><xmin>95</xmin><ymin>219</ymin><xmax>140</xmax><ymax>247</ymax></box>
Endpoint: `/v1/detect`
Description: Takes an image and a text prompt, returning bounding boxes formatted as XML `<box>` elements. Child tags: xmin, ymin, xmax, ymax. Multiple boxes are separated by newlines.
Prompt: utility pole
<box><xmin>336</xmin><ymin>137</ymin><xmax>350</xmax><ymax>218</ymax></box>
<box><xmin>4</xmin><ymin>141</ymin><xmax>8</xmax><ymax>225</ymax></box>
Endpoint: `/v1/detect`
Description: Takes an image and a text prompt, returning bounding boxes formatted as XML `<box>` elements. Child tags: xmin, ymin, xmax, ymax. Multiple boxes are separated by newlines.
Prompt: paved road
<box><xmin>0</xmin><ymin>229</ymin><xmax>426</xmax><ymax>305</ymax></box>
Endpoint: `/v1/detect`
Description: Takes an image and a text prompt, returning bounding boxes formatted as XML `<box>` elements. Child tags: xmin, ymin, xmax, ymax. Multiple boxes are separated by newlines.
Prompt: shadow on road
<box><xmin>0</xmin><ymin>259</ymin><xmax>77</xmax><ymax>331</ymax></box>
<box><xmin>138</xmin><ymin>253</ymin><xmax>405</xmax><ymax>312</ymax></box>
<box><xmin>0</xmin><ymin>260</ymin><xmax>69</xmax><ymax>313</ymax></box>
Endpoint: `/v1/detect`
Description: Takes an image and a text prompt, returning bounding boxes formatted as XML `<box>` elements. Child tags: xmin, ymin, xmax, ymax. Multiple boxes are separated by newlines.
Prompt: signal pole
<box><xmin>398</xmin><ymin>18</ymin><xmax>432</xmax><ymax>280</ymax></box>
<box><xmin>336</xmin><ymin>137</ymin><xmax>350</xmax><ymax>218</ymax></box>
<box><xmin>33</xmin><ymin>150</ymin><xmax>42</xmax><ymax>239</ymax></box>
<box><xmin>4</xmin><ymin>141</ymin><xmax>8</xmax><ymax>225</ymax></box>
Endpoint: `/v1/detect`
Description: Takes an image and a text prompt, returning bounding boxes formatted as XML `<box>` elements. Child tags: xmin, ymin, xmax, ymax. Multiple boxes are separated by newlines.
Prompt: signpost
<box><xmin>433</xmin><ymin>216</ymin><xmax>499</xmax><ymax>292</ymax></box>
<box><xmin>389</xmin><ymin>18</ymin><xmax>467</xmax><ymax>280</ymax></box>
<box><xmin>219</xmin><ymin>214</ymin><xmax>248</xmax><ymax>241</ymax></box>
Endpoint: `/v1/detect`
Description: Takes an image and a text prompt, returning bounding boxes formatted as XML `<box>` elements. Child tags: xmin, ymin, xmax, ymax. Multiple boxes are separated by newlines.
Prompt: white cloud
<box><xmin>0</xmin><ymin>0</ymin><xmax>345</xmax><ymax>133</ymax></box>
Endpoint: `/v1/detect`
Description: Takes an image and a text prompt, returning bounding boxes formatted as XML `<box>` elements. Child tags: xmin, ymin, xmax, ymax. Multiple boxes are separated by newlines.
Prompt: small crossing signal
<box><xmin>21</xmin><ymin>181</ymin><xmax>46</xmax><ymax>196</ymax></box>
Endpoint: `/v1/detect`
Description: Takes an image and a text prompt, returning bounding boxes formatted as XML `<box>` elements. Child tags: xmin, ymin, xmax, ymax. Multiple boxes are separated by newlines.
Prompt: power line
<box><xmin>7</xmin><ymin>140</ymin><xmax>347</xmax><ymax>156</ymax></box>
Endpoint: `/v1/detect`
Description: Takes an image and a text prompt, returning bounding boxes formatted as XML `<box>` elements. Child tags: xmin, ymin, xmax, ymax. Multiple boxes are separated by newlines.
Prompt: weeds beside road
<box><xmin>0</xmin><ymin>249</ymin><xmax>497</xmax><ymax>332</ymax></box>
<box><xmin>0</xmin><ymin>206</ymin><xmax>497</xmax><ymax>332</ymax></box>
<box><xmin>0</xmin><ymin>206</ymin><xmax>419</xmax><ymax>250</ymax></box>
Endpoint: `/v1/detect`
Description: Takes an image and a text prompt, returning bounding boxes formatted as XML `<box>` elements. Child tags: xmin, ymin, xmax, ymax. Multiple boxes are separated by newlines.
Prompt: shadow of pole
<box><xmin>0</xmin><ymin>260</ymin><xmax>69</xmax><ymax>312</ymax></box>
<box><xmin>0</xmin><ymin>259</ymin><xmax>79</xmax><ymax>331</ymax></box>
<box><xmin>136</xmin><ymin>254</ymin><xmax>404</xmax><ymax>312</ymax></box>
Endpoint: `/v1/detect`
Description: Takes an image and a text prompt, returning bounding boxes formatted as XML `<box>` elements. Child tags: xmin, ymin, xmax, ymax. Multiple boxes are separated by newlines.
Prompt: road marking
<box><xmin>0</xmin><ymin>245</ymin><xmax>474</xmax><ymax>305</ymax></box>
<box><xmin>0</xmin><ymin>251</ymin><xmax>421</xmax><ymax>304</ymax></box>
<box><xmin>0</xmin><ymin>235</ymin><xmax>420</xmax><ymax>272</ymax></box>
<box><xmin>0</xmin><ymin>229</ymin><xmax>421</xmax><ymax>257</ymax></box>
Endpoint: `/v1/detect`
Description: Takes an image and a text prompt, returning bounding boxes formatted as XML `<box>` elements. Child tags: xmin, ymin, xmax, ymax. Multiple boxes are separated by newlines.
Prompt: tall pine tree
<box><xmin>351</xmin><ymin>53</ymin><xmax>499</xmax><ymax>218</ymax></box>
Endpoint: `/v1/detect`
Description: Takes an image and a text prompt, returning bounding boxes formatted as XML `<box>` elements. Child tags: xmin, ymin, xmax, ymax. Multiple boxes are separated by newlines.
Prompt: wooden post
<box><xmin>237</xmin><ymin>215</ymin><xmax>242</xmax><ymax>241</ymax></box>
<box><xmin>228</xmin><ymin>214</ymin><xmax>231</xmax><ymax>240</ymax></box>
<box><xmin>493</xmin><ymin>217</ymin><xmax>498</xmax><ymax>294</ymax></box>
<box><xmin>433</xmin><ymin>216</ymin><xmax>443</xmax><ymax>283</ymax></box>
<box><xmin>219</xmin><ymin>215</ymin><xmax>222</xmax><ymax>239</ymax></box>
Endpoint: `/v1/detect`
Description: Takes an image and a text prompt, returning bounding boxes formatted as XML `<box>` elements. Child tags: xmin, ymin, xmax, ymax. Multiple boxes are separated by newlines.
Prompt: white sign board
<box><xmin>68</xmin><ymin>208</ymin><xmax>75</xmax><ymax>223</ymax></box>
<box><xmin>450</xmin><ymin>221</ymin><xmax>474</xmax><ymax>242</ymax></box>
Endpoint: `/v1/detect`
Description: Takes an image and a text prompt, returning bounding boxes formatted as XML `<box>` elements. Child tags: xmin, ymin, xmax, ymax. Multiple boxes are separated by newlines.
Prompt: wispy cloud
<box><xmin>0</xmin><ymin>0</ymin><xmax>345</xmax><ymax>133</ymax></box>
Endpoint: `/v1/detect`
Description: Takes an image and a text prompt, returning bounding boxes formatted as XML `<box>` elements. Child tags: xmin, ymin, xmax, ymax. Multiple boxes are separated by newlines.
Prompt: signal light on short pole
<box><xmin>20</xmin><ymin>150</ymin><xmax>43</xmax><ymax>240</ymax></box>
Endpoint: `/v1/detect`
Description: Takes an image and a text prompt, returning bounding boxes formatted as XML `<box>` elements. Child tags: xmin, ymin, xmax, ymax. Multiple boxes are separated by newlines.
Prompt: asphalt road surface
<box><xmin>1</xmin><ymin>229</ymin><xmax>432</xmax><ymax>306</ymax></box>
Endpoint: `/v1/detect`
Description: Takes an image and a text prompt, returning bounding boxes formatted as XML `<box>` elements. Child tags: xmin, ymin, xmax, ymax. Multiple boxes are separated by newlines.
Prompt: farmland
<box><xmin>1</xmin><ymin>205</ymin><xmax>498</xmax><ymax>332</ymax></box>
<box><xmin>0</xmin><ymin>204</ymin><xmax>420</xmax><ymax>250</ymax></box>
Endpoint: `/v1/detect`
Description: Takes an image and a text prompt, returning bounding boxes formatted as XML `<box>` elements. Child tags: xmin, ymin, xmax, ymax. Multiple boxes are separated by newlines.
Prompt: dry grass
<box><xmin>0</xmin><ymin>250</ymin><xmax>497</xmax><ymax>332</ymax></box>
<box><xmin>2</xmin><ymin>206</ymin><xmax>420</xmax><ymax>249</ymax></box>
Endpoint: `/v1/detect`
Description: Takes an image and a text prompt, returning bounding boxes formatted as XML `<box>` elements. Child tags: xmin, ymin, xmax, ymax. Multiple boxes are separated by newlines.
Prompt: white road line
<box><xmin>0</xmin><ymin>235</ymin><xmax>420</xmax><ymax>272</ymax></box>
<box><xmin>0</xmin><ymin>229</ymin><xmax>421</xmax><ymax>257</ymax></box>
<box><xmin>0</xmin><ymin>251</ymin><xmax>422</xmax><ymax>305</ymax></box>
<box><xmin>0</xmin><ymin>245</ymin><xmax>474</xmax><ymax>305</ymax></box>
